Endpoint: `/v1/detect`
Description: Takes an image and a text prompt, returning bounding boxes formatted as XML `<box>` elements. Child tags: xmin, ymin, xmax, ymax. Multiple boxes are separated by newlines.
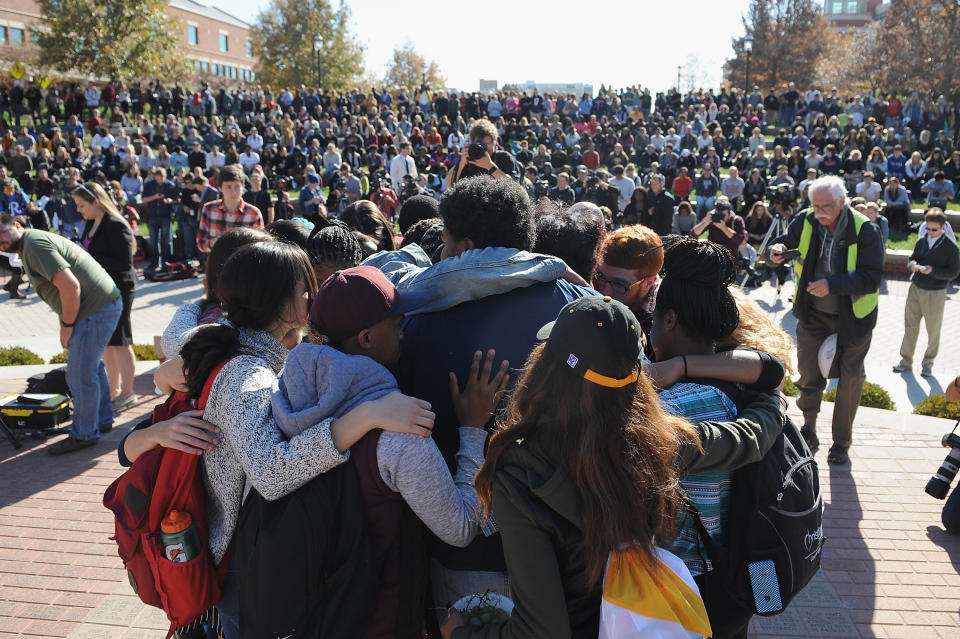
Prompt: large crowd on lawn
<box><xmin>1</xmin><ymin>76</ymin><xmax>960</xmax><ymax>639</ymax></box>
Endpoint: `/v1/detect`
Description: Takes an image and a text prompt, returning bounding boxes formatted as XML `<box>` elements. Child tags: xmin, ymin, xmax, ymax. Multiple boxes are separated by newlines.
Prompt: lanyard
<box><xmin>917</xmin><ymin>235</ymin><xmax>944</xmax><ymax>260</ymax></box>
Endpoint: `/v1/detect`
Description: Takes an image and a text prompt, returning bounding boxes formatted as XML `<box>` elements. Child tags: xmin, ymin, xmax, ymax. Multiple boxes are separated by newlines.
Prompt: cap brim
<box><xmin>536</xmin><ymin>320</ymin><xmax>555</xmax><ymax>341</ymax></box>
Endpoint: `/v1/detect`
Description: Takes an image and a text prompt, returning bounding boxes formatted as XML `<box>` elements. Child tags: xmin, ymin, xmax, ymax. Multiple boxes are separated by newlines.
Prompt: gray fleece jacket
<box><xmin>273</xmin><ymin>343</ymin><xmax>487</xmax><ymax>547</ymax></box>
<box><xmin>201</xmin><ymin>329</ymin><xmax>347</xmax><ymax>564</ymax></box>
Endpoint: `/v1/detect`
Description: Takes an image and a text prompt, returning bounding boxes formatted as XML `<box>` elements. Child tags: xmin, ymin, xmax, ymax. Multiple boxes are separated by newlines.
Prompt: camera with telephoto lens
<box><xmin>925</xmin><ymin>430</ymin><xmax>960</xmax><ymax>499</ymax></box>
<box><xmin>467</xmin><ymin>142</ymin><xmax>488</xmax><ymax>161</ymax></box>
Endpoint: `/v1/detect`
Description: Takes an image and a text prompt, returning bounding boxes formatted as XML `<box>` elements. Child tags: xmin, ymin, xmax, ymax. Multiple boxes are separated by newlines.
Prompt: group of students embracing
<box><xmin>113</xmin><ymin>174</ymin><xmax>794</xmax><ymax>639</ymax></box>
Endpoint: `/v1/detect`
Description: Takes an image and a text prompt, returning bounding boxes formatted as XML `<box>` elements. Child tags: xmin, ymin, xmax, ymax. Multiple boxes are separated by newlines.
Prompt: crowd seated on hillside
<box><xmin>0</xmin><ymin>78</ymin><xmax>956</xmax><ymax>245</ymax></box>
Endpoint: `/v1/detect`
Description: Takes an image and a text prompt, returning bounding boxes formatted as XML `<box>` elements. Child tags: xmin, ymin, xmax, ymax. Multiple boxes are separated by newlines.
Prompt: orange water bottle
<box><xmin>160</xmin><ymin>510</ymin><xmax>201</xmax><ymax>563</ymax></box>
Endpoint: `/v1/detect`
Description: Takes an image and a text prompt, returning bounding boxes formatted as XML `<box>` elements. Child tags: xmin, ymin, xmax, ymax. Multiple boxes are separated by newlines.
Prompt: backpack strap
<box><xmin>195</xmin><ymin>352</ymin><xmax>248</xmax><ymax>411</ymax></box>
<box><xmin>680</xmin><ymin>490</ymin><xmax>726</xmax><ymax>573</ymax></box>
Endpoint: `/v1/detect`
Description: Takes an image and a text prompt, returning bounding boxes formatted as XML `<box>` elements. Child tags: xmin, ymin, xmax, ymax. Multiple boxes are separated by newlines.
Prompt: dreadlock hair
<box><xmin>306</xmin><ymin>224</ymin><xmax>364</xmax><ymax>284</ymax></box>
<box><xmin>655</xmin><ymin>237</ymin><xmax>739</xmax><ymax>342</ymax></box>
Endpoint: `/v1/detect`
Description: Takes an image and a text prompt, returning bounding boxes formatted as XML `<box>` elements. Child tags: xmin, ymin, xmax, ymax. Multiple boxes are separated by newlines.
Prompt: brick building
<box><xmin>824</xmin><ymin>0</ymin><xmax>888</xmax><ymax>29</ymax></box>
<box><xmin>0</xmin><ymin>0</ymin><xmax>257</xmax><ymax>85</ymax></box>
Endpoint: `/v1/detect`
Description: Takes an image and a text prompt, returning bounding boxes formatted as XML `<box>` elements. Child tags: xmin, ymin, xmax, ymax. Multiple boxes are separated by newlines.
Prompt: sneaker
<box><xmin>111</xmin><ymin>394</ymin><xmax>137</xmax><ymax>410</ymax></box>
<box><xmin>99</xmin><ymin>423</ymin><xmax>113</xmax><ymax>434</ymax></box>
<box><xmin>921</xmin><ymin>366</ymin><xmax>934</xmax><ymax>378</ymax></box>
<box><xmin>48</xmin><ymin>436</ymin><xmax>97</xmax><ymax>455</ymax></box>
<box><xmin>800</xmin><ymin>425</ymin><xmax>820</xmax><ymax>452</ymax></box>
<box><xmin>892</xmin><ymin>361</ymin><xmax>911</xmax><ymax>373</ymax></box>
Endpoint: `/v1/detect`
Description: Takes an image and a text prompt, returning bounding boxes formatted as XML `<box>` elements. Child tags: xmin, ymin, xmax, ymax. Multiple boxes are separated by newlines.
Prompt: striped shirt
<box><xmin>659</xmin><ymin>381</ymin><xmax>738</xmax><ymax>576</ymax></box>
<box><xmin>197</xmin><ymin>199</ymin><xmax>263</xmax><ymax>253</ymax></box>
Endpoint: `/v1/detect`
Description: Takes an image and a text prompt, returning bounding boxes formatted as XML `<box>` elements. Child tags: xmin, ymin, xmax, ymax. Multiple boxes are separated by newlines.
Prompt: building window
<box><xmin>213</xmin><ymin>63</ymin><xmax>220</xmax><ymax>76</ymax></box>
<box><xmin>246</xmin><ymin>40</ymin><xmax>253</xmax><ymax>58</ymax></box>
<box><xmin>831</xmin><ymin>1</ymin><xmax>843</xmax><ymax>13</ymax></box>
<box><xmin>845</xmin><ymin>0</ymin><xmax>858</xmax><ymax>12</ymax></box>
<box><xmin>193</xmin><ymin>60</ymin><xmax>201</xmax><ymax>72</ymax></box>
<box><xmin>188</xmin><ymin>25</ymin><xmax>198</xmax><ymax>45</ymax></box>
<box><xmin>219</xmin><ymin>33</ymin><xmax>228</xmax><ymax>52</ymax></box>
<box><xmin>9</xmin><ymin>28</ymin><xmax>24</xmax><ymax>45</ymax></box>
<box><xmin>0</xmin><ymin>27</ymin><xmax>7</xmax><ymax>45</ymax></box>
<box><xmin>203</xmin><ymin>61</ymin><xmax>210</xmax><ymax>73</ymax></box>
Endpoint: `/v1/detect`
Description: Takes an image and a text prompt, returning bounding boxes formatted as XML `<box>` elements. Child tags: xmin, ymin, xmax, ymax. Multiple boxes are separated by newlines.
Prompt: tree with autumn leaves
<box><xmin>382</xmin><ymin>43</ymin><xmax>446</xmax><ymax>93</ymax></box>
<box><xmin>35</xmin><ymin>0</ymin><xmax>187</xmax><ymax>83</ymax></box>
<box><xmin>728</xmin><ymin>0</ymin><xmax>960</xmax><ymax>98</ymax></box>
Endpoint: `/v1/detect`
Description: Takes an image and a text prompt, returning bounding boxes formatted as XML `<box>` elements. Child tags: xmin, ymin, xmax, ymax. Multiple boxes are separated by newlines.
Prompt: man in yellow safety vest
<box><xmin>769</xmin><ymin>175</ymin><xmax>883</xmax><ymax>465</ymax></box>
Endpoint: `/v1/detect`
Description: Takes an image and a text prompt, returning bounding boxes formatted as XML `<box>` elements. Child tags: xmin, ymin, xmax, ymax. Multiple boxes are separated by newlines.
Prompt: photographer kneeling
<box><xmin>444</xmin><ymin>118</ymin><xmax>518</xmax><ymax>189</ymax></box>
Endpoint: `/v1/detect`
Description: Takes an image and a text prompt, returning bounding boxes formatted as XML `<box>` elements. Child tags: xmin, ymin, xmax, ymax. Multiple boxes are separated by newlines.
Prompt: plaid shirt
<box><xmin>197</xmin><ymin>199</ymin><xmax>264</xmax><ymax>253</ymax></box>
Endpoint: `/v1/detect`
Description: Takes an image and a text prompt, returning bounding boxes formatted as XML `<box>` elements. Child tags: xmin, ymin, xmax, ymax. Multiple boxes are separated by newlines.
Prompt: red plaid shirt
<box><xmin>197</xmin><ymin>199</ymin><xmax>264</xmax><ymax>253</ymax></box>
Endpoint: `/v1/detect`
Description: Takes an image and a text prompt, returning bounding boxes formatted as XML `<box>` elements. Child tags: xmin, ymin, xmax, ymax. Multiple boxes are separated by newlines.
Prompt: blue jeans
<box><xmin>66</xmin><ymin>296</ymin><xmax>122</xmax><ymax>441</ymax></box>
<box><xmin>179</xmin><ymin>216</ymin><xmax>200</xmax><ymax>261</ymax></box>
<box><xmin>216</xmin><ymin>554</ymin><xmax>240</xmax><ymax>639</ymax></box>
<box><xmin>149</xmin><ymin>217</ymin><xmax>173</xmax><ymax>267</ymax></box>
<box><xmin>696</xmin><ymin>195</ymin><xmax>716</xmax><ymax>215</ymax></box>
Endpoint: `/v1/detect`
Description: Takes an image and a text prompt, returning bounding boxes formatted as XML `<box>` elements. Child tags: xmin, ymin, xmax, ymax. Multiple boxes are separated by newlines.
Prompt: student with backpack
<box><xmin>441</xmin><ymin>296</ymin><xmax>788</xmax><ymax>638</ymax></box>
<box><xmin>247</xmin><ymin>266</ymin><xmax>507</xmax><ymax>638</ymax></box>
<box><xmin>177</xmin><ymin>242</ymin><xmax>436</xmax><ymax>639</ymax></box>
<box><xmin>648</xmin><ymin>238</ymin><xmax>752</xmax><ymax>637</ymax></box>
<box><xmin>651</xmin><ymin>238</ymin><xmax>823</xmax><ymax>637</ymax></box>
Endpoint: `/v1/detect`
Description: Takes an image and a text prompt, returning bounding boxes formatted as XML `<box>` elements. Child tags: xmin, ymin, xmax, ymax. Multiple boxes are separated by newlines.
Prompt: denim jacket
<box><xmin>362</xmin><ymin>245</ymin><xmax>568</xmax><ymax>316</ymax></box>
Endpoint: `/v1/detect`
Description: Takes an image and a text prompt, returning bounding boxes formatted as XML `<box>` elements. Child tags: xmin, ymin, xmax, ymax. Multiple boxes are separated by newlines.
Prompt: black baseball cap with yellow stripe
<box><xmin>536</xmin><ymin>295</ymin><xmax>642</xmax><ymax>388</ymax></box>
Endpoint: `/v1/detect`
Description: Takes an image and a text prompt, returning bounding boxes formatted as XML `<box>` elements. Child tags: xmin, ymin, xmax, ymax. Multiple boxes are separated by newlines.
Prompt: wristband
<box><xmin>60</xmin><ymin>319</ymin><xmax>76</xmax><ymax>328</ymax></box>
<box><xmin>681</xmin><ymin>355</ymin><xmax>688</xmax><ymax>378</ymax></box>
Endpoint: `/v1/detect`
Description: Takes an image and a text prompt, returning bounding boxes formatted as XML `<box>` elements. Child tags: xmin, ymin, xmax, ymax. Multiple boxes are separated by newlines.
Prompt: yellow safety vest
<box><xmin>795</xmin><ymin>210</ymin><xmax>879</xmax><ymax>319</ymax></box>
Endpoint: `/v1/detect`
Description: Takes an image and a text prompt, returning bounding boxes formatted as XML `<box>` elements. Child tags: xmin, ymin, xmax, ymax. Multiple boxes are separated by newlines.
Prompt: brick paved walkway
<box><xmin>2</xmin><ymin>266</ymin><xmax>959</xmax><ymax>637</ymax></box>
<box><xmin>1</xmin><ymin>365</ymin><xmax>958</xmax><ymax>637</ymax></box>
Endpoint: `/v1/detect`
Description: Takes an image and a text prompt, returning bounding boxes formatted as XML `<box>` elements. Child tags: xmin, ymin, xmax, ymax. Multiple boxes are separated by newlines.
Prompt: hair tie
<box><xmin>218</xmin><ymin>317</ymin><xmax>236</xmax><ymax>329</ymax></box>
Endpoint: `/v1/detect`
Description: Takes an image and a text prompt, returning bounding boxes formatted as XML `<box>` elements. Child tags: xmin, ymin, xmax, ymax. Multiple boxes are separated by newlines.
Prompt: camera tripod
<box><xmin>741</xmin><ymin>212</ymin><xmax>794</xmax><ymax>289</ymax></box>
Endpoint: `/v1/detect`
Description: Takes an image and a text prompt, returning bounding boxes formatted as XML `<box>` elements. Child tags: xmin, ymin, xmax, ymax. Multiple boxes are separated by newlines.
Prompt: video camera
<box><xmin>767</xmin><ymin>183</ymin><xmax>796</xmax><ymax>207</ymax></box>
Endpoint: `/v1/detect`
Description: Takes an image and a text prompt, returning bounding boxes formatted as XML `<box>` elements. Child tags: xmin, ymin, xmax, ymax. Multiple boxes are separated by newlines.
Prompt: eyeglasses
<box><xmin>592</xmin><ymin>270</ymin><xmax>653</xmax><ymax>296</ymax></box>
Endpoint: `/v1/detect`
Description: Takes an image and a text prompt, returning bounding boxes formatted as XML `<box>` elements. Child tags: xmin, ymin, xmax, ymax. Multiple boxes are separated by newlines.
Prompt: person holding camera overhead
<box><xmin>690</xmin><ymin>195</ymin><xmax>746</xmax><ymax>259</ymax></box>
<box><xmin>444</xmin><ymin>118</ymin><xmax>518</xmax><ymax>189</ymax></box>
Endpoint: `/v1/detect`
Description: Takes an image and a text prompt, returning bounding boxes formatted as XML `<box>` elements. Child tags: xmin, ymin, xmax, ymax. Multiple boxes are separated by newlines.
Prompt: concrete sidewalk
<box><xmin>0</xmin><ymin>361</ymin><xmax>958</xmax><ymax>637</ymax></box>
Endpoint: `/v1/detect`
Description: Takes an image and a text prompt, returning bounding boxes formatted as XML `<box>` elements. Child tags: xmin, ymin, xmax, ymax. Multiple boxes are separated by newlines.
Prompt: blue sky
<box><xmin>215</xmin><ymin>0</ymin><xmax>753</xmax><ymax>92</ymax></box>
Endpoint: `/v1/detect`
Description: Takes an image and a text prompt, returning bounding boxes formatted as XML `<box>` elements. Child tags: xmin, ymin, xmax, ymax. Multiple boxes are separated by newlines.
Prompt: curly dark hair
<box><xmin>439</xmin><ymin>175</ymin><xmax>534</xmax><ymax>251</ymax></box>
<box><xmin>533</xmin><ymin>202</ymin><xmax>603</xmax><ymax>281</ymax></box>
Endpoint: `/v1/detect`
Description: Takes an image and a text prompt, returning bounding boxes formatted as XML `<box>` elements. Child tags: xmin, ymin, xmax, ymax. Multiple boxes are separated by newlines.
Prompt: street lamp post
<box><xmin>744</xmin><ymin>35</ymin><xmax>754</xmax><ymax>98</ymax></box>
<box><xmin>677</xmin><ymin>65</ymin><xmax>681</xmax><ymax>92</ymax></box>
<box><xmin>313</xmin><ymin>34</ymin><xmax>324</xmax><ymax>90</ymax></box>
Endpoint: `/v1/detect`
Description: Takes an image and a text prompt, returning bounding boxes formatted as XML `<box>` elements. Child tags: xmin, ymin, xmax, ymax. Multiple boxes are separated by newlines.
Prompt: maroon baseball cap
<box><xmin>309</xmin><ymin>266</ymin><xmax>398</xmax><ymax>342</ymax></box>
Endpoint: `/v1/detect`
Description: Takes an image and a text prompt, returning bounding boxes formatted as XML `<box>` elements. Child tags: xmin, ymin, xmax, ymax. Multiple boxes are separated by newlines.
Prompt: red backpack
<box><xmin>103</xmin><ymin>358</ymin><xmax>236</xmax><ymax>636</ymax></box>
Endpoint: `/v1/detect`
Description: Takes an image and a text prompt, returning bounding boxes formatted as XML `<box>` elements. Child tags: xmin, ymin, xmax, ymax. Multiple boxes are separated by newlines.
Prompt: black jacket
<box><xmin>81</xmin><ymin>215</ymin><xmax>137</xmax><ymax>292</ymax></box>
<box><xmin>774</xmin><ymin>207</ymin><xmax>883</xmax><ymax>339</ymax></box>
<box><xmin>910</xmin><ymin>235</ymin><xmax>960</xmax><ymax>290</ymax></box>
<box><xmin>647</xmin><ymin>189</ymin><xmax>676</xmax><ymax>236</ymax></box>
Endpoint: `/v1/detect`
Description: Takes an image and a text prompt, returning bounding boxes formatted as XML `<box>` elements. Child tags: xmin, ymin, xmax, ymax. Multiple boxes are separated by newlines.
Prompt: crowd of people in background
<box><xmin>1</xmin><ymin>76</ymin><xmax>959</xmax><ymax>639</ymax></box>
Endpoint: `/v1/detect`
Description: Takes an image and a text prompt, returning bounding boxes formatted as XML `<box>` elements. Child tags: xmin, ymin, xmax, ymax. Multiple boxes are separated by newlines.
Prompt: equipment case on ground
<box><xmin>0</xmin><ymin>394</ymin><xmax>72</xmax><ymax>429</ymax></box>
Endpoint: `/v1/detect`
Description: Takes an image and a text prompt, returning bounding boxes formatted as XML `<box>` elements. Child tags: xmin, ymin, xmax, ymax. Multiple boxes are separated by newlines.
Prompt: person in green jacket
<box><xmin>441</xmin><ymin>296</ymin><xmax>786</xmax><ymax>639</ymax></box>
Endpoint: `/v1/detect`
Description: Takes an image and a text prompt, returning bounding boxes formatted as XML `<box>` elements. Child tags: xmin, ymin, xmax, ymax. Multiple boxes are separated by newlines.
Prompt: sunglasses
<box><xmin>591</xmin><ymin>271</ymin><xmax>653</xmax><ymax>296</ymax></box>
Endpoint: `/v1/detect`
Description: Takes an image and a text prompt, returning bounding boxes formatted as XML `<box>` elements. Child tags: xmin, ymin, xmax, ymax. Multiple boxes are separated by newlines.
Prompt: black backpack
<box><xmin>235</xmin><ymin>461</ymin><xmax>378</xmax><ymax>639</ymax></box>
<box><xmin>684</xmin><ymin>379</ymin><xmax>824</xmax><ymax>616</ymax></box>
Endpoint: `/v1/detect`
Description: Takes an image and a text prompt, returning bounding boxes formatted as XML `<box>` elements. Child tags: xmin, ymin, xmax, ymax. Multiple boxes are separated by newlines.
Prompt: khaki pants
<box><xmin>795</xmin><ymin>309</ymin><xmax>873</xmax><ymax>450</ymax></box>
<box><xmin>899</xmin><ymin>284</ymin><xmax>946</xmax><ymax>369</ymax></box>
